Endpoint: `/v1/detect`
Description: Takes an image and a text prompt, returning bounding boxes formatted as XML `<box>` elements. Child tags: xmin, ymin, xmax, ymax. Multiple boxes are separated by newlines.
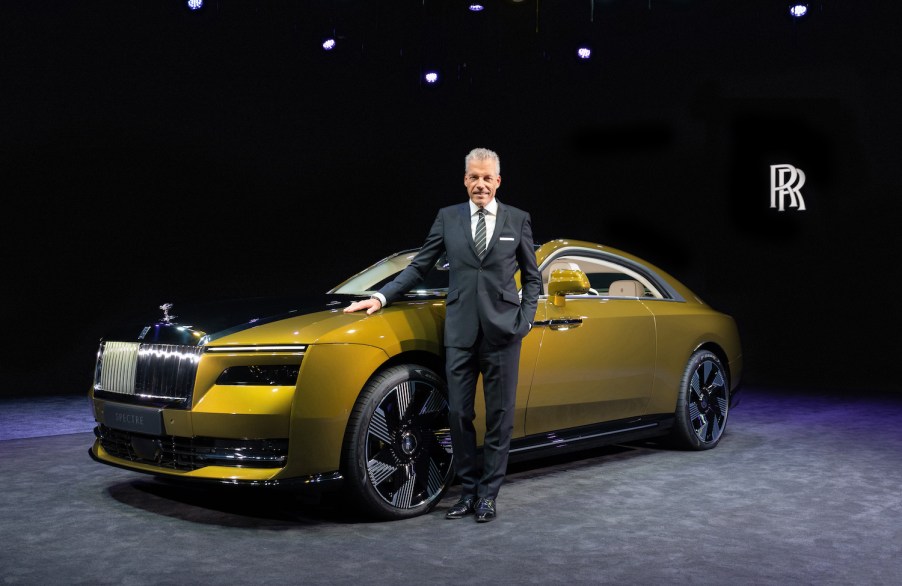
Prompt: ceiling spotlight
<box><xmin>186</xmin><ymin>0</ymin><xmax>203</xmax><ymax>10</ymax></box>
<box><xmin>577</xmin><ymin>47</ymin><xmax>592</xmax><ymax>60</ymax></box>
<box><xmin>468</xmin><ymin>4</ymin><xmax>485</xmax><ymax>11</ymax></box>
<box><xmin>424</xmin><ymin>71</ymin><xmax>440</xmax><ymax>84</ymax></box>
<box><xmin>788</xmin><ymin>4</ymin><xmax>808</xmax><ymax>18</ymax></box>
<box><xmin>322</xmin><ymin>38</ymin><xmax>337</xmax><ymax>51</ymax></box>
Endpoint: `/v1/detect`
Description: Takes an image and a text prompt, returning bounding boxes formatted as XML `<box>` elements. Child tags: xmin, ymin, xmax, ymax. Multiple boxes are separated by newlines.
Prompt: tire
<box><xmin>669</xmin><ymin>349</ymin><xmax>730</xmax><ymax>450</ymax></box>
<box><xmin>341</xmin><ymin>364</ymin><xmax>454</xmax><ymax>520</ymax></box>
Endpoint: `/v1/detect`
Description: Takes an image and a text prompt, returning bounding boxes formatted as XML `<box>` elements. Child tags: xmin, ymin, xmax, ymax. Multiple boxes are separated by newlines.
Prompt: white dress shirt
<box><xmin>470</xmin><ymin>197</ymin><xmax>498</xmax><ymax>245</ymax></box>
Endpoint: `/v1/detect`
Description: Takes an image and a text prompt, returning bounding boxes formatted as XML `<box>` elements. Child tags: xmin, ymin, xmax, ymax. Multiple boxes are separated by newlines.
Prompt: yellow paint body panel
<box><xmin>525</xmin><ymin>297</ymin><xmax>657</xmax><ymax>434</ymax></box>
<box><xmin>281</xmin><ymin>343</ymin><xmax>389</xmax><ymax>477</ymax></box>
<box><xmin>643</xmin><ymin>302</ymin><xmax>743</xmax><ymax>414</ymax></box>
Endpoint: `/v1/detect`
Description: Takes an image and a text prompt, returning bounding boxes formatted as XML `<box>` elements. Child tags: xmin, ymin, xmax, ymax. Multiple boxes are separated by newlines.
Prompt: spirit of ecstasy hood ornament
<box><xmin>159</xmin><ymin>303</ymin><xmax>176</xmax><ymax>324</ymax></box>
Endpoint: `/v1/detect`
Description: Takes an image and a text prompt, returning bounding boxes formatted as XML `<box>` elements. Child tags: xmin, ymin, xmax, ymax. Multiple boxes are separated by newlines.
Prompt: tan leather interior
<box><xmin>608</xmin><ymin>280</ymin><xmax>644</xmax><ymax>297</ymax></box>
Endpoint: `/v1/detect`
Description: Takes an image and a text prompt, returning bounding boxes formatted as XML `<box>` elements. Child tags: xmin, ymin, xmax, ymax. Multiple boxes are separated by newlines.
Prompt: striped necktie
<box><xmin>474</xmin><ymin>208</ymin><xmax>487</xmax><ymax>257</ymax></box>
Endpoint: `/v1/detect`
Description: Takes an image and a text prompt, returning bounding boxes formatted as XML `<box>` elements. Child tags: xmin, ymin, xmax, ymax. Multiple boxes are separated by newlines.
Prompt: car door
<box><xmin>523</xmin><ymin>261</ymin><xmax>657</xmax><ymax>435</ymax></box>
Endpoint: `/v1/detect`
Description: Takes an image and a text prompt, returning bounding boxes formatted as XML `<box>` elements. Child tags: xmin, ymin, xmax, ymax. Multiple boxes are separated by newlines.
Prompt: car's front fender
<box><xmin>281</xmin><ymin>343</ymin><xmax>390</xmax><ymax>478</ymax></box>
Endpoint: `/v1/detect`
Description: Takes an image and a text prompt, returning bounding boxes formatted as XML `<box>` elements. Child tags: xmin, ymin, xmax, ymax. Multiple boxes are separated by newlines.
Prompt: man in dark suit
<box><xmin>344</xmin><ymin>147</ymin><xmax>542</xmax><ymax>522</ymax></box>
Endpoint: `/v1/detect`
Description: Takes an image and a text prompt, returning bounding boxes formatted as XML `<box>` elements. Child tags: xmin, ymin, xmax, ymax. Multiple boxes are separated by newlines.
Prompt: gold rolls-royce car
<box><xmin>89</xmin><ymin>239</ymin><xmax>742</xmax><ymax>520</ymax></box>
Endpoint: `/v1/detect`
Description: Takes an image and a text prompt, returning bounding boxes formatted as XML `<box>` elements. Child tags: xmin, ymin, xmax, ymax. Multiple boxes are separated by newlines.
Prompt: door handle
<box><xmin>534</xmin><ymin>318</ymin><xmax>583</xmax><ymax>330</ymax></box>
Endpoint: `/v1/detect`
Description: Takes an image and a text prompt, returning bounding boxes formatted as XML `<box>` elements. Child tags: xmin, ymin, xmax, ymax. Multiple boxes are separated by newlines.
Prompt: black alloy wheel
<box><xmin>670</xmin><ymin>349</ymin><xmax>730</xmax><ymax>450</ymax></box>
<box><xmin>342</xmin><ymin>364</ymin><xmax>454</xmax><ymax>520</ymax></box>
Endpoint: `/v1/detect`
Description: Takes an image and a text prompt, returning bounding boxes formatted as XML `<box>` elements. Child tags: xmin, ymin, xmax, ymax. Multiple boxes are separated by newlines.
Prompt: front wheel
<box><xmin>341</xmin><ymin>364</ymin><xmax>454</xmax><ymax>520</ymax></box>
<box><xmin>669</xmin><ymin>349</ymin><xmax>730</xmax><ymax>450</ymax></box>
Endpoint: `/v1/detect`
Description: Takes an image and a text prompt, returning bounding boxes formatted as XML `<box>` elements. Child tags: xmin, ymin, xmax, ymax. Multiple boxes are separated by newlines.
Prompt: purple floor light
<box><xmin>577</xmin><ymin>47</ymin><xmax>592</xmax><ymax>60</ymax></box>
<box><xmin>322</xmin><ymin>38</ymin><xmax>336</xmax><ymax>51</ymax></box>
<box><xmin>187</xmin><ymin>0</ymin><xmax>203</xmax><ymax>10</ymax></box>
<box><xmin>424</xmin><ymin>71</ymin><xmax>439</xmax><ymax>84</ymax></box>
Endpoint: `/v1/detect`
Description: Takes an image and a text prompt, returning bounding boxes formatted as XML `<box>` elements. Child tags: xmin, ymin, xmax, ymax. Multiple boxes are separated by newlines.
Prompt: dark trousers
<box><xmin>445</xmin><ymin>331</ymin><xmax>522</xmax><ymax>500</ymax></box>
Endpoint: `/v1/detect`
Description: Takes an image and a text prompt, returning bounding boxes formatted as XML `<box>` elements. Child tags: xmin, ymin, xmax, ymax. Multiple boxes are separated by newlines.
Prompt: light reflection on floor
<box><xmin>0</xmin><ymin>394</ymin><xmax>95</xmax><ymax>440</ymax></box>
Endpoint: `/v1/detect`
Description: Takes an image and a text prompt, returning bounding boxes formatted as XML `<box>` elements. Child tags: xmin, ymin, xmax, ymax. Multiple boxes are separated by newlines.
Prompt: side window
<box><xmin>541</xmin><ymin>255</ymin><xmax>658</xmax><ymax>298</ymax></box>
<box><xmin>589</xmin><ymin>273</ymin><xmax>638</xmax><ymax>296</ymax></box>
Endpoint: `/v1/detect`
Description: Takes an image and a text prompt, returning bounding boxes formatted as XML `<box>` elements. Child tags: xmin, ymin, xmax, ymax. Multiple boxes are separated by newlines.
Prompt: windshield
<box><xmin>329</xmin><ymin>250</ymin><xmax>450</xmax><ymax>295</ymax></box>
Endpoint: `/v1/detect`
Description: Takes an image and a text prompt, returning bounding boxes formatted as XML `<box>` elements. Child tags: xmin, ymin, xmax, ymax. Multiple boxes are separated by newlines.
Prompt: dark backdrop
<box><xmin>3</xmin><ymin>0</ymin><xmax>900</xmax><ymax>397</ymax></box>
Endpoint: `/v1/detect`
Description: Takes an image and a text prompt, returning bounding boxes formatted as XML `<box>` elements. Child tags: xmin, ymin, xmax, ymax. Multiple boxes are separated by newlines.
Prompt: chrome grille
<box><xmin>96</xmin><ymin>342</ymin><xmax>139</xmax><ymax>394</ymax></box>
<box><xmin>94</xmin><ymin>341</ymin><xmax>203</xmax><ymax>402</ymax></box>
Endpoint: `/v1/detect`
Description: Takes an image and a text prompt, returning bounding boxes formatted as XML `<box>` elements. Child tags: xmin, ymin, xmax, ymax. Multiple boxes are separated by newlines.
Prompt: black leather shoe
<box><xmin>445</xmin><ymin>496</ymin><xmax>476</xmax><ymax>519</ymax></box>
<box><xmin>474</xmin><ymin>498</ymin><xmax>496</xmax><ymax>523</ymax></box>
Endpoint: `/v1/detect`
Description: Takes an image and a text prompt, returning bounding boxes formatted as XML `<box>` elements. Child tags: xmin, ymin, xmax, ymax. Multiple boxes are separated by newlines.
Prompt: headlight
<box><xmin>215</xmin><ymin>365</ymin><xmax>301</xmax><ymax>386</ymax></box>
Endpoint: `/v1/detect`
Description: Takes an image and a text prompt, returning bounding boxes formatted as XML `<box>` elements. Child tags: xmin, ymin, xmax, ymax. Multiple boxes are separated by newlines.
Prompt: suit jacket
<box><xmin>379</xmin><ymin>201</ymin><xmax>542</xmax><ymax>348</ymax></box>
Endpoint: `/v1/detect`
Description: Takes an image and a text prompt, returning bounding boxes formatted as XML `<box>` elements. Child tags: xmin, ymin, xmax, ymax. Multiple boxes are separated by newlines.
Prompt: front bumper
<box><xmin>88</xmin><ymin>442</ymin><xmax>344</xmax><ymax>493</ymax></box>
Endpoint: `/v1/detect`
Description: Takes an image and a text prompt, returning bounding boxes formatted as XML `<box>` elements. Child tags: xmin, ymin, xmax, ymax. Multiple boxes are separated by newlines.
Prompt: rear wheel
<box><xmin>342</xmin><ymin>364</ymin><xmax>454</xmax><ymax>520</ymax></box>
<box><xmin>670</xmin><ymin>349</ymin><xmax>730</xmax><ymax>450</ymax></box>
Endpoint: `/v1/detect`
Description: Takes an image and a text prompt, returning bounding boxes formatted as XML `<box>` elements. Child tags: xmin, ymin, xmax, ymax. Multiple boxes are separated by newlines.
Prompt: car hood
<box><xmin>103</xmin><ymin>293</ymin><xmax>366</xmax><ymax>346</ymax></box>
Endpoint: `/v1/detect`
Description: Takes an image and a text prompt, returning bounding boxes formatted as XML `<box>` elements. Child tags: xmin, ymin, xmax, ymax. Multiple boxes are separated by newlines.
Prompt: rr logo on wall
<box><xmin>770</xmin><ymin>164</ymin><xmax>807</xmax><ymax>212</ymax></box>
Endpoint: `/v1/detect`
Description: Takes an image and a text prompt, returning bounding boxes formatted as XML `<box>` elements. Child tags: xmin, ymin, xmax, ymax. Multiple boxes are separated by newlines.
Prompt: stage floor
<box><xmin>2</xmin><ymin>387</ymin><xmax>901</xmax><ymax>585</ymax></box>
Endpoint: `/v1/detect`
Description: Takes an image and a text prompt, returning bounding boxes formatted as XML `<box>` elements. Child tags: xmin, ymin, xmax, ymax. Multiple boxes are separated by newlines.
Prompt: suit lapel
<box><xmin>484</xmin><ymin>202</ymin><xmax>508</xmax><ymax>258</ymax></box>
<box><xmin>456</xmin><ymin>203</ymin><xmax>479</xmax><ymax>258</ymax></box>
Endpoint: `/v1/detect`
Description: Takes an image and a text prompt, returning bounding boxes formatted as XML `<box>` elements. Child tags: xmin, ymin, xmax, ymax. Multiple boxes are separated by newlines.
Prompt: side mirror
<box><xmin>548</xmin><ymin>268</ymin><xmax>591</xmax><ymax>307</ymax></box>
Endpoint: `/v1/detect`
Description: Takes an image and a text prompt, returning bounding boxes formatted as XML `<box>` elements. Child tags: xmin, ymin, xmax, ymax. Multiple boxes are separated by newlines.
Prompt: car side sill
<box><xmin>508</xmin><ymin>414</ymin><xmax>675</xmax><ymax>462</ymax></box>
